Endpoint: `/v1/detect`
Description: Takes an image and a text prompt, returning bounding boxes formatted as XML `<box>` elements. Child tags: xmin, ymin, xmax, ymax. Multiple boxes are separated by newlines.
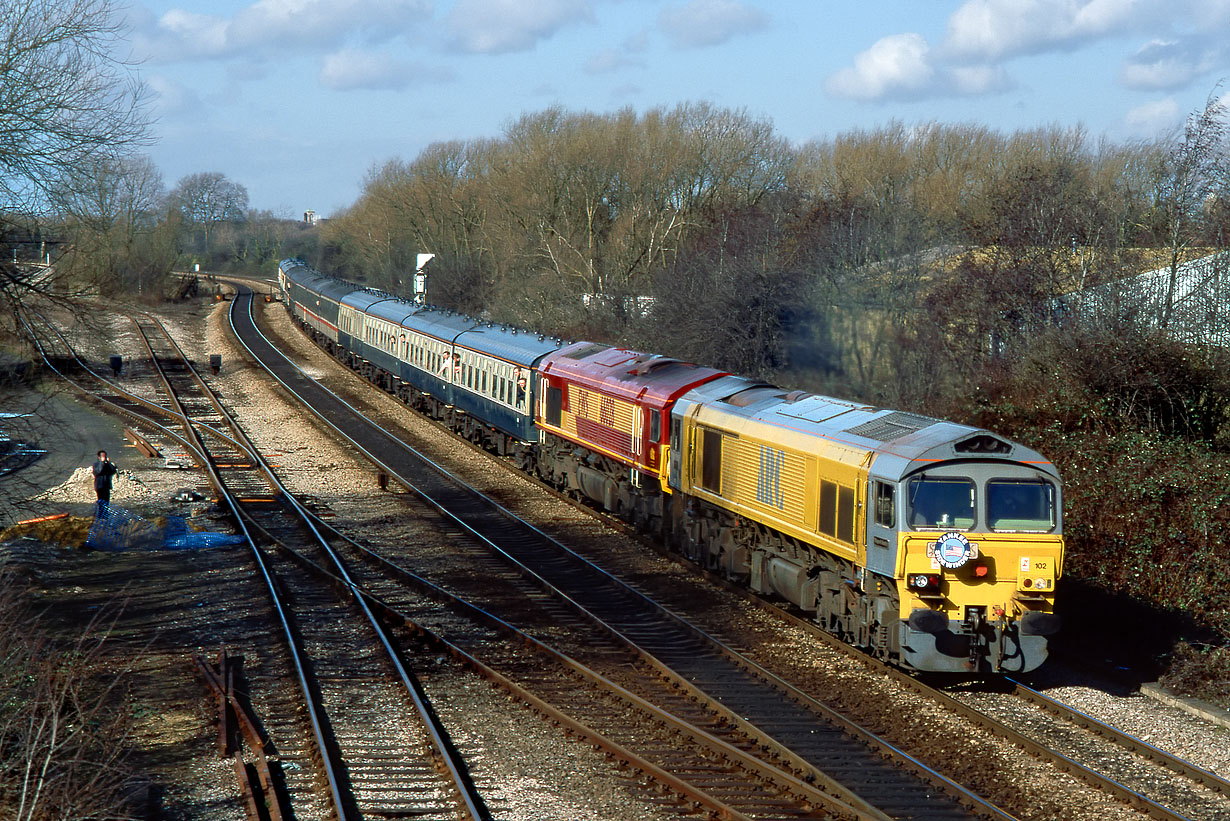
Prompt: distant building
<box><xmin>303</xmin><ymin>210</ymin><xmax>319</xmax><ymax>226</ymax></box>
<box><xmin>582</xmin><ymin>292</ymin><xmax>656</xmax><ymax>317</ymax></box>
<box><xmin>1057</xmin><ymin>252</ymin><xmax>1230</xmax><ymax>345</ymax></box>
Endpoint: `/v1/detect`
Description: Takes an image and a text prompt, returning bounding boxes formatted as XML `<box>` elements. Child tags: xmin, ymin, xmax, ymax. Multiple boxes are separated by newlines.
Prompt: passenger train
<box><xmin>277</xmin><ymin>258</ymin><xmax>1064</xmax><ymax>673</ymax></box>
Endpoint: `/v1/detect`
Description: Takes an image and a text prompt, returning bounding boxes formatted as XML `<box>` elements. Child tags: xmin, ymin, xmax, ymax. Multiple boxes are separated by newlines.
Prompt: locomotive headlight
<box><xmin>1035</xmin><ymin>578</ymin><xmax>1050</xmax><ymax>590</ymax></box>
<box><xmin>908</xmin><ymin>573</ymin><xmax>941</xmax><ymax>592</ymax></box>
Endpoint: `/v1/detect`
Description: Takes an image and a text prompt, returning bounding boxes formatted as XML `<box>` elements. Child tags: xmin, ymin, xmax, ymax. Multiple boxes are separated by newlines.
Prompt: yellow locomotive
<box><xmin>668</xmin><ymin>375</ymin><xmax>1062</xmax><ymax>673</ymax></box>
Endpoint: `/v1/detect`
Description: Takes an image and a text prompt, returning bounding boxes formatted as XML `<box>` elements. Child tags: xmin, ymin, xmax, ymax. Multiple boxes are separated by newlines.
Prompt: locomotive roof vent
<box><xmin>954</xmin><ymin>434</ymin><xmax>1012</xmax><ymax>455</ymax></box>
<box><xmin>844</xmin><ymin>411</ymin><xmax>933</xmax><ymax>442</ymax></box>
<box><xmin>783</xmin><ymin>390</ymin><xmax>811</xmax><ymax>403</ymax></box>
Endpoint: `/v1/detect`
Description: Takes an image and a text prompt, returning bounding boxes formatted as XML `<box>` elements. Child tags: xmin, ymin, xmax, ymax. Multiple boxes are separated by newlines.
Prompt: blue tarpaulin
<box><xmin>86</xmin><ymin>503</ymin><xmax>245</xmax><ymax>551</ymax></box>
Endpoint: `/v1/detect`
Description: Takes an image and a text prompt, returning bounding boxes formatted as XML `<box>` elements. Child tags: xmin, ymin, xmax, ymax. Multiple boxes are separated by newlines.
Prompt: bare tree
<box><xmin>0</xmin><ymin>0</ymin><xmax>150</xmax><ymax>326</ymax></box>
<box><xmin>0</xmin><ymin>0</ymin><xmax>149</xmax><ymax>212</ymax></box>
<box><xmin>168</xmin><ymin>172</ymin><xmax>249</xmax><ymax>252</ymax></box>
<box><xmin>1152</xmin><ymin>90</ymin><xmax>1229</xmax><ymax>327</ymax></box>
<box><xmin>0</xmin><ymin>570</ymin><xmax>139</xmax><ymax>820</ymax></box>
<box><xmin>51</xmin><ymin>155</ymin><xmax>170</xmax><ymax>293</ymax></box>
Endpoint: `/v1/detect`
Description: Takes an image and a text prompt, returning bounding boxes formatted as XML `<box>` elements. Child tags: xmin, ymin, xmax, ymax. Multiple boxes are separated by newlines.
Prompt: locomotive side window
<box><xmin>837</xmin><ymin>485</ymin><xmax>855</xmax><ymax>544</ymax></box>
<box><xmin>545</xmin><ymin>385</ymin><xmax>563</xmax><ymax>427</ymax></box>
<box><xmin>873</xmin><ymin>481</ymin><xmax>895</xmax><ymax>528</ymax></box>
<box><xmin>988</xmin><ymin>480</ymin><xmax>1054</xmax><ymax>532</ymax></box>
<box><xmin>819</xmin><ymin>480</ymin><xmax>837</xmax><ymax>538</ymax></box>
<box><xmin>649</xmin><ymin>409</ymin><xmax>661</xmax><ymax>441</ymax></box>
<box><xmin>699</xmin><ymin>427</ymin><xmax>722</xmax><ymax>493</ymax></box>
<box><xmin>908</xmin><ymin>477</ymin><xmax>975</xmax><ymax>529</ymax></box>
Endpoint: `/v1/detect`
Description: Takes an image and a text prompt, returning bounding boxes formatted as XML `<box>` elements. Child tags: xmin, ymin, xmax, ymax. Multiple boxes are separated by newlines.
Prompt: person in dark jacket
<box><xmin>92</xmin><ymin>450</ymin><xmax>117</xmax><ymax>506</ymax></box>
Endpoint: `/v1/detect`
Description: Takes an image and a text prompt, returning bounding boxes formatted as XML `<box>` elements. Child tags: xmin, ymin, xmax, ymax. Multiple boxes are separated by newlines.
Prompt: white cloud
<box><xmin>942</xmin><ymin>0</ymin><xmax>1143</xmax><ymax>60</ymax></box>
<box><xmin>134</xmin><ymin>0</ymin><xmax>431</xmax><ymax>62</ymax></box>
<box><xmin>825</xmin><ymin>33</ymin><xmax>935</xmax><ymax>101</ymax></box>
<box><xmin>446</xmin><ymin>0</ymin><xmax>593</xmax><ymax>54</ymax></box>
<box><xmin>825</xmin><ymin>0</ymin><xmax>1229</xmax><ymax>103</ymax></box>
<box><xmin>236</xmin><ymin>0</ymin><xmax>429</xmax><ymax>49</ymax></box>
<box><xmin>948</xmin><ymin>64</ymin><xmax>1014</xmax><ymax>95</ymax></box>
<box><xmin>144</xmin><ymin>9</ymin><xmax>229</xmax><ymax>59</ymax></box>
<box><xmin>1123</xmin><ymin>97</ymin><xmax>1181</xmax><ymax>134</ymax></box>
<box><xmin>584</xmin><ymin>29</ymin><xmax>650</xmax><ymax>75</ymax></box>
<box><xmin>145</xmin><ymin>74</ymin><xmax>204</xmax><ymax>116</ymax></box>
<box><xmin>658</xmin><ymin>0</ymin><xmax>768</xmax><ymax>49</ymax></box>
<box><xmin>1119</xmin><ymin>38</ymin><xmax>1222</xmax><ymax>90</ymax></box>
<box><xmin>319</xmin><ymin>50</ymin><xmax>412</xmax><ymax>90</ymax></box>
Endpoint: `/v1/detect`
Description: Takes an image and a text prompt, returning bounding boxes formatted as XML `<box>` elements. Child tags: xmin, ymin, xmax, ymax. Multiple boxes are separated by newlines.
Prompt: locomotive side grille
<box><xmin>845</xmin><ymin>411</ymin><xmax>934</xmax><ymax>442</ymax></box>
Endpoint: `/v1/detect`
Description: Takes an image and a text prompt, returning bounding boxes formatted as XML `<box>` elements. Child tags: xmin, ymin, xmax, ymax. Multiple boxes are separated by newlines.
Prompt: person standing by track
<box><xmin>92</xmin><ymin>450</ymin><xmax>117</xmax><ymax>509</ymax></box>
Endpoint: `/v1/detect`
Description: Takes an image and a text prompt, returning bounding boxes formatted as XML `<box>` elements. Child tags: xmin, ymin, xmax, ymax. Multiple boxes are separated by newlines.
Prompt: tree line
<box><xmin>318</xmin><ymin>99</ymin><xmax>1229</xmax><ymax>407</ymax></box>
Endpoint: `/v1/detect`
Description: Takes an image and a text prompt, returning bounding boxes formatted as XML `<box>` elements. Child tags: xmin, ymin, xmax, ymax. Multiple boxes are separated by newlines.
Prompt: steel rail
<box><xmin>227</xmin><ymin>286</ymin><xmax>871</xmax><ymax>820</ymax></box>
<box><xmin>16</xmin><ymin>307</ymin><xmax>319</xmax><ymax>820</ymax></box>
<box><xmin>39</xmin><ymin>308</ymin><xmax>348</xmax><ymax>821</ymax></box>
<box><xmin>647</xmin><ymin>534</ymin><xmax>1211</xmax><ymax>821</ymax></box>
<box><xmin>240</xmin><ymin>487</ymin><xmax>870</xmax><ymax>821</ymax></box>
<box><xmin>127</xmin><ymin>312</ymin><xmax>489</xmax><ymax>821</ymax></box>
<box><xmin>1005</xmin><ymin>678</ymin><xmax>1230</xmax><ymax>796</ymax></box>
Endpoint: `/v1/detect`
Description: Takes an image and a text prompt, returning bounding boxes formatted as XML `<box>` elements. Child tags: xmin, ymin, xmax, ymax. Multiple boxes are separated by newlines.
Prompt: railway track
<box><xmin>22</xmin><ymin>307</ymin><xmax>489</xmax><ymax>821</ymax></box>
<box><xmin>28</xmin><ymin>302</ymin><xmax>894</xmax><ymax>819</ymax></box>
<box><xmin>228</xmin><ymin>282</ymin><xmax>1010</xmax><ymax>820</ymax></box>
<box><xmin>606</xmin><ymin>502</ymin><xmax>1230</xmax><ymax>821</ymax></box>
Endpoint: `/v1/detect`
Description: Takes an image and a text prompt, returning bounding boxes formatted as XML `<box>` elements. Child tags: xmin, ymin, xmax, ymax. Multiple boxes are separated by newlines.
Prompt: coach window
<box><xmin>873</xmin><ymin>481</ymin><xmax>895</xmax><ymax>528</ymax></box>
<box><xmin>699</xmin><ymin>427</ymin><xmax>722</xmax><ymax>493</ymax></box>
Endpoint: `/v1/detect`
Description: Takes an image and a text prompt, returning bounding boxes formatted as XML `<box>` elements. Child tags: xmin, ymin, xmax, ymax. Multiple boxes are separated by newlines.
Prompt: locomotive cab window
<box><xmin>907</xmin><ymin>477</ymin><xmax>975</xmax><ymax>530</ymax></box>
<box><xmin>988</xmin><ymin>480</ymin><xmax>1055</xmax><ymax>532</ymax></box>
<box><xmin>649</xmin><ymin>409</ymin><xmax>661</xmax><ymax>441</ymax></box>
<box><xmin>873</xmin><ymin>481</ymin><xmax>895</xmax><ymax>528</ymax></box>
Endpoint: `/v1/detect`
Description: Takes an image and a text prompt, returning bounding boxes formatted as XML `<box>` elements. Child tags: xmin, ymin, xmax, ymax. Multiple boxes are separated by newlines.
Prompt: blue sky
<box><xmin>124</xmin><ymin>0</ymin><xmax>1230</xmax><ymax>218</ymax></box>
